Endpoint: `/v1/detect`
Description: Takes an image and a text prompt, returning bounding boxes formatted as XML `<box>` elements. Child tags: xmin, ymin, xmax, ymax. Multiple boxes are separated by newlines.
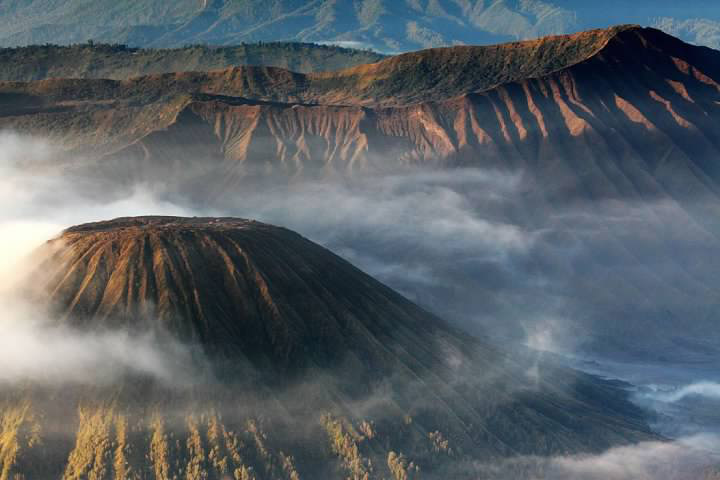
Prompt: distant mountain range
<box><xmin>0</xmin><ymin>0</ymin><xmax>719</xmax><ymax>51</ymax></box>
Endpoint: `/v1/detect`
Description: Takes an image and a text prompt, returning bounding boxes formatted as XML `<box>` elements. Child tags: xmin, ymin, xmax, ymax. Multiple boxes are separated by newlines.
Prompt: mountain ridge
<box><xmin>3</xmin><ymin>25</ymin><xmax>718</xmax><ymax>188</ymax></box>
<box><xmin>0</xmin><ymin>24</ymin><xmax>644</xmax><ymax>107</ymax></box>
<box><xmin>0</xmin><ymin>0</ymin><xmax>719</xmax><ymax>51</ymax></box>
<box><xmin>311</xmin><ymin>24</ymin><xmax>641</xmax><ymax>102</ymax></box>
<box><xmin>0</xmin><ymin>41</ymin><xmax>385</xmax><ymax>81</ymax></box>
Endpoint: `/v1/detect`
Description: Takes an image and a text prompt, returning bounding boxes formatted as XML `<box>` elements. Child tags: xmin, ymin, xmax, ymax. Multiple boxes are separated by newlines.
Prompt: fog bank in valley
<box><xmin>465</xmin><ymin>434</ymin><xmax>720</xmax><ymax>480</ymax></box>
<box><xmin>0</xmin><ymin>132</ymin><xmax>212</xmax><ymax>386</ymax></box>
<box><xmin>225</xmin><ymin>169</ymin><xmax>720</xmax><ymax>362</ymax></box>
<box><xmin>1</xmin><ymin>131</ymin><xmax>719</xmax><ymax>477</ymax></box>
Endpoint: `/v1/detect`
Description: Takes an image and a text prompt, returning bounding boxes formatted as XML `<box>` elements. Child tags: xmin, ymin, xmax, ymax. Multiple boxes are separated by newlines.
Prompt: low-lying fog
<box><xmin>2</xmin><ymin>131</ymin><xmax>719</xmax><ymax>477</ymax></box>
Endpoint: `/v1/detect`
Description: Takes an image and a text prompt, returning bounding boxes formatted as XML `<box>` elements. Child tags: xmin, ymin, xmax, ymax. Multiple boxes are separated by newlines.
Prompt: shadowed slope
<box><xmin>2</xmin><ymin>25</ymin><xmax>719</xmax><ymax>187</ymax></box>
<box><xmin>35</xmin><ymin>216</ymin><xmax>451</xmax><ymax>377</ymax></box>
<box><xmin>0</xmin><ymin>216</ymin><xmax>658</xmax><ymax>479</ymax></box>
<box><xmin>0</xmin><ymin>25</ymin><xmax>639</xmax><ymax>108</ymax></box>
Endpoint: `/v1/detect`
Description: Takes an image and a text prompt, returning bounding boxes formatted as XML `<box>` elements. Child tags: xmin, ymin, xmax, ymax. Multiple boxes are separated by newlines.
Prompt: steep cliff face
<box><xmin>1</xmin><ymin>216</ymin><xmax>656</xmax><ymax>479</ymax></box>
<box><xmin>111</xmin><ymin>26</ymin><xmax>720</xmax><ymax>203</ymax></box>
<box><xmin>1</xmin><ymin>26</ymin><xmax>719</xmax><ymax>201</ymax></box>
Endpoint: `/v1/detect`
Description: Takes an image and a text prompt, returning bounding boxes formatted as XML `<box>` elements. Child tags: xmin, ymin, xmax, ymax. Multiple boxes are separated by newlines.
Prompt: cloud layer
<box><xmin>468</xmin><ymin>435</ymin><xmax>720</xmax><ymax>480</ymax></box>
<box><xmin>211</xmin><ymin>170</ymin><xmax>720</xmax><ymax>361</ymax></box>
<box><xmin>0</xmin><ymin>126</ymin><xmax>719</xmax><ymax>476</ymax></box>
<box><xmin>0</xmin><ymin>302</ymin><xmax>200</xmax><ymax>385</ymax></box>
<box><xmin>0</xmin><ymin>132</ymin><xmax>211</xmax><ymax>386</ymax></box>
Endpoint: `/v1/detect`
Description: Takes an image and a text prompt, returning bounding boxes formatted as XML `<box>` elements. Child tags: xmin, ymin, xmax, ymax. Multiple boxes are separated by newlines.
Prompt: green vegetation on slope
<box><xmin>0</xmin><ymin>41</ymin><xmax>385</xmax><ymax>81</ymax></box>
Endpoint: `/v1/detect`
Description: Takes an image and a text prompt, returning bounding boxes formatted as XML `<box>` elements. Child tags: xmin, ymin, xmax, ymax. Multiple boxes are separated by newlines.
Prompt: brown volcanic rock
<box><xmin>0</xmin><ymin>216</ymin><xmax>662</xmax><ymax>478</ymax></box>
<box><xmin>308</xmin><ymin>24</ymin><xmax>635</xmax><ymax>105</ymax></box>
<box><xmin>2</xmin><ymin>26</ymin><xmax>720</xmax><ymax>203</ymax></box>
<box><xmin>0</xmin><ymin>25</ymin><xmax>636</xmax><ymax>108</ymax></box>
<box><xmin>33</xmin><ymin>216</ymin><xmax>450</xmax><ymax>376</ymax></box>
<box><xmin>1</xmin><ymin>28</ymin><xmax>710</xmax><ymax>477</ymax></box>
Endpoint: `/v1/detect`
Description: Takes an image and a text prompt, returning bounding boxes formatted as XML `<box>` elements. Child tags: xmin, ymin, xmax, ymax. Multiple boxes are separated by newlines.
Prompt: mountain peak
<box><xmin>34</xmin><ymin>216</ymin><xmax>447</xmax><ymax>376</ymax></box>
<box><xmin>307</xmin><ymin>24</ymin><xmax>645</xmax><ymax>104</ymax></box>
<box><xmin>63</xmin><ymin>215</ymin><xmax>260</xmax><ymax>234</ymax></box>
